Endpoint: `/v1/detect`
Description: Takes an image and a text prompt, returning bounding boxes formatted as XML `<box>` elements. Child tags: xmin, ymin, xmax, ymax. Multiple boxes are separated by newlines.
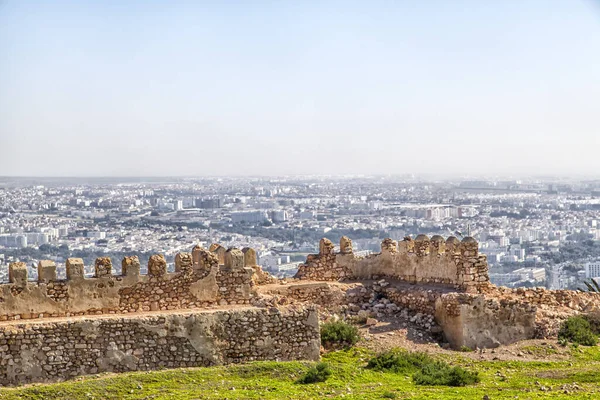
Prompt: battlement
<box><xmin>1</xmin><ymin>244</ymin><xmax>258</xmax><ymax>322</ymax></box>
<box><xmin>294</xmin><ymin>235</ymin><xmax>489</xmax><ymax>291</ymax></box>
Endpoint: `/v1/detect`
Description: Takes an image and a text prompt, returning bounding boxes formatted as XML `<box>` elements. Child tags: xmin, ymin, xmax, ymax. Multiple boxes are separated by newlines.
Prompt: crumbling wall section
<box><xmin>294</xmin><ymin>235</ymin><xmax>490</xmax><ymax>291</ymax></box>
<box><xmin>435</xmin><ymin>293</ymin><xmax>537</xmax><ymax>349</ymax></box>
<box><xmin>0</xmin><ymin>306</ymin><xmax>320</xmax><ymax>386</ymax></box>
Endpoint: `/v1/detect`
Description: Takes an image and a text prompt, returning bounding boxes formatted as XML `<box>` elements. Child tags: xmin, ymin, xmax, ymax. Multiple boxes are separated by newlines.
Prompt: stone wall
<box><xmin>435</xmin><ymin>293</ymin><xmax>537</xmax><ymax>349</ymax></box>
<box><xmin>0</xmin><ymin>306</ymin><xmax>320</xmax><ymax>386</ymax></box>
<box><xmin>295</xmin><ymin>236</ymin><xmax>490</xmax><ymax>291</ymax></box>
<box><xmin>1</xmin><ymin>246</ymin><xmax>256</xmax><ymax>321</ymax></box>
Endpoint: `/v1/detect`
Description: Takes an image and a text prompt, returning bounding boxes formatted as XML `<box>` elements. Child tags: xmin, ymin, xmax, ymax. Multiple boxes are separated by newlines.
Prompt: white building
<box><xmin>231</xmin><ymin>211</ymin><xmax>269</xmax><ymax>224</ymax></box>
<box><xmin>585</xmin><ymin>261</ymin><xmax>600</xmax><ymax>278</ymax></box>
<box><xmin>271</xmin><ymin>210</ymin><xmax>288</xmax><ymax>223</ymax></box>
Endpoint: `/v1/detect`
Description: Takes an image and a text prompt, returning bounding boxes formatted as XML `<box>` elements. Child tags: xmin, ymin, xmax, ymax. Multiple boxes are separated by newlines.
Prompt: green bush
<box><xmin>558</xmin><ymin>316</ymin><xmax>598</xmax><ymax>346</ymax></box>
<box><xmin>459</xmin><ymin>345</ymin><xmax>473</xmax><ymax>352</ymax></box>
<box><xmin>320</xmin><ymin>321</ymin><xmax>360</xmax><ymax>349</ymax></box>
<box><xmin>296</xmin><ymin>362</ymin><xmax>332</xmax><ymax>384</ymax></box>
<box><xmin>382</xmin><ymin>392</ymin><xmax>397</xmax><ymax>399</ymax></box>
<box><xmin>413</xmin><ymin>361</ymin><xmax>480</xmax><ymax>387</ymax></box>
<box><xmin>366</xmin><ymin>350</ymin><xmax>479</xmax><ymax>387</ymax></box>
<box><xmin>582</xmin><ymin>311</ymin><xmax>600</xmax><ymax>335</ymax></box>
<box><xmin>366</xmin><ymin>350</ymin><xmax>433</xmax><ymax>373</ymax></box>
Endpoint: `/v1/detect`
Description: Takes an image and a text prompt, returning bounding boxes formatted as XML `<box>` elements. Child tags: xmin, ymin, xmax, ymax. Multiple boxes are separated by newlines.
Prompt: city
<box><xmin>2</xmin><ymin>0</ymin><xmax>600</xmax><ymax>397</ymax></box>
<box><xmin>2</xmin><ymin>175</ymin><xmax>600</xmax><ymax>289</ymax></box>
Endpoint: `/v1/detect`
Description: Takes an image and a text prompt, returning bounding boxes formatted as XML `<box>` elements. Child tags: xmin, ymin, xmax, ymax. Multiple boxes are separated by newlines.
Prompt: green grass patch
<box><xmin>3</xmin><ymin>346</ymin><xmax>600</xmax><ymax>399</ymax></box>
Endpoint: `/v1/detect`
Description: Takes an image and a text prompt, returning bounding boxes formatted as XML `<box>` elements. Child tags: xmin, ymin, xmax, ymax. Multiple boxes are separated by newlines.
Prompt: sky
<box><xmin>1</xmin><ymin>0</ymin><xmax>599</xmax><ymax>177</ymax></box>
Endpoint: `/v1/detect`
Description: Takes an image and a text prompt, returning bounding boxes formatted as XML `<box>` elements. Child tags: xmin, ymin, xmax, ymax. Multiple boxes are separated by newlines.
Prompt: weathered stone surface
<box><xmin>319</xmin><ymin>238</ymin><xmax>335</xmax><ymax>255</ymax></box>
<box><xmin>148</xmin><ymin>255</ymin><xmax>167</xmax><ymax>277</ymax></box>
<box><xmin>37</xmin><ymin>260</ymin><xmax>57</xmax><ymax>283</ymax></box>
<box><xmin>242</xmin><ymin>247</ymin><xmax>257</xmax><ymax>266</ymax></box>
<box><xmin>94</xmin><ymin>257</ymin><xmax>112</xmax><ymax>278</ymax></box>
<box><xmin>174</xmin><ymin>252</ymin><xmax>193</xmax><ymax>273</ymax></box>
<box><xmin>0</xmin><ymin>306</ymin><xmax>320</xmax><ymax>386</ymax></box>
<box><xmin>122</xmin><ymin>256</ymin><xmax>140</xmax><ymax>277</ymax></box>
<box><xmin>339</xmin><ymin>236</ymin><xmax>353</xmax><ymax>254</ymax></box>
<box><xmin>8</xmin><ymin>262</ymin><xmax>27</xmax><ymax>285</ymax></box>
<box><xmin>224</xmin><ymin>248</ymin><xmax>244</xmax><ymax>270</ymax></box>
<box><xmin>210</xmin><ymin>244</ymin><xmax>226</xmax><ymax>265</ymax></box>
<box><xmin>381</xmin><ymin>238</ymin><xmax>398</xmax><ymax>254</ymax></box>
<box><xmin>66</xmin><ymin>258</ymin><xmax>84</xmax><ymax>280</ymax></box>
<box><xmin>295</xmin><ymin>236</ymin><xmax>487</xmax><ymax>291</ymax></box>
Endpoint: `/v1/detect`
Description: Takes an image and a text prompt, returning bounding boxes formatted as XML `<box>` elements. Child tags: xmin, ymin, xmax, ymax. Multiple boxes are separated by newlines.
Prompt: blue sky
<box><xmin>1</xmin><ymin>0</ymin><xmax>599</xmax><ymax>176</ymax></box>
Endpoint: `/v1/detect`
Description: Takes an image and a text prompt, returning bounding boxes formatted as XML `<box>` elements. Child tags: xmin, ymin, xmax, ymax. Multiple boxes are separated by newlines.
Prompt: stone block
<box><xmin>242</xmin><ymin>247</ymin><xmax>257</xmax><ymax>266</ymax></box>
<box><xmin>339</xmin><ymin>236</ymin><xmax>353</xmax><ymax>254</ymax></box>
<box><xmin>37</xmin><ymin>260</ymin><xmax>57</xmax><ymax>283</ymax></box>
<box><xmin>148</xmin><ymin>254</ymin><xmax>167</xmax><ymax>277</ymax></box>
<box><xmin>122</xmin><ymin>256</ymin><xmax>140</xmax><ymax>277</ymax></box>
<box><xmin>224</xmin><ymin>248</ymin><xmax>244</xmax><ymax>269</ymax></box>
<box><xmin>9</xmin><ymin>262</ymin><xmax>27</xmax><ymax>285</ymax></box>
<box><xmin>94</xmin><ymin>257</ymin><xmax>113</xmax><ymax>278</ymax></box>
<box><xmin>66</xmin><ymin>258</ymin><xmax>85</xmax><ymax>280</ymax></box>
<box><xmin>175</xmin><ymin>252</ymin><xmax>193</xmax><ymax>272</ymax></box>
<box><xmin>319</xmin><ymin>238</ymin><xmax>335</xmax><ymax>255</ymax></box>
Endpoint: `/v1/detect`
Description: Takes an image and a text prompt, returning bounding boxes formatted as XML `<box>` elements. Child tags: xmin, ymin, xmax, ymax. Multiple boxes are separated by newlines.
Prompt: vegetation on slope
<box><xmin>558</xmin><ymin>316</ymin><xmax>598</xmax><ymax>346</ymax></box>
<box><xmin>2</xmin><ymin>345</ymin><xmax>600</xmax><ymax>399</ymax></box>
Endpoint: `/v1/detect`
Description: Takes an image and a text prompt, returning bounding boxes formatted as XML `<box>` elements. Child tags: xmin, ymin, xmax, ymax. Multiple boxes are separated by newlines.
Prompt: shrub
<box><xmin>558</xmin><ymin>316</ymin><xmax>598</xmax><ymax>346</ymax></box>
<box><xmin>296</xmin><ymin>362</ymin><xmax>332</xmax><ymax>384</ymax></box>
<box><xmin>582</xmin><ymin>311</ymin><xmax>600</xmax><ymax>335</ymax></box>
<box><xmin>413</xmin><ymin>361</ymin><xmax>480</xmax><ymax>387</ymax></box>
<box><xmin>366</xmin><ymin>350</ymin><xmax>433</xmax><ymax>373</ymax></box>
<box><xmin>320</xmin><ymin>321</ymin><xmax>360</xmax><ymax>349</ymax></box>
<box><xmin>366</xmin><ymin>349</ymin><xmax>480</xmax><ymax>387</ymax></box>
<box><xmin>382</xmin><ymin>392</ymin><xmax>397</xmax><ymax>399</ymax></box>
<box><xmin>459</xmin><ymin>346</ymin><xmax>473</xmax><ymax>352</ymax></box>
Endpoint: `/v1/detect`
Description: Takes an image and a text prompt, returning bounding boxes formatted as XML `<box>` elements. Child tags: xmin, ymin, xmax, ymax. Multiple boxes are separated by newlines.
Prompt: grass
<box><xmin>2</xmin><ymin>346</ymin><xmax>600</xmax><ymax>399</ymax></box>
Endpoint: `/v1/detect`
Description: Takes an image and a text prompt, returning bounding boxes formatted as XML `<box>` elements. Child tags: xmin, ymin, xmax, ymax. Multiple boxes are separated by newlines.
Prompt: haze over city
<box><xmin>1</xmin><ymin>0</ymin><xmax>600</xmax><ymax>177</ymax></box>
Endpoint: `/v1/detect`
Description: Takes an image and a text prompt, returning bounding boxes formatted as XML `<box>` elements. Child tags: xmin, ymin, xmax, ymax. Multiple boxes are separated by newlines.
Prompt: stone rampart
<box><xmin>2</xmin><ymin>245</ymin><xmax>256</xmax><ymax>321</ymax></box>
<box><xmin>0</xmin><ymin>305</ymin><xmax>320</xmax><ymax>386</ymax></box>
<box><xmin>294</xmin><ymin>236</ymin><xmax>489</xmax><ymax>291</ymax></box>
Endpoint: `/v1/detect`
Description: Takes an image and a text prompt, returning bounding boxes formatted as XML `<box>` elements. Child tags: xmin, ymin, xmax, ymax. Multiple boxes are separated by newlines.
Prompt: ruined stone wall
<box><xmin>435</xmin><ymin>293</ymin><xmax>538</xmax><ymax>349</ymax></box>
<box><xmin>2</xmin><ymin>246</ymin><xmax>256</xmax><ymax>321</ymax></box>
<box><xmin>0</xmin><ymin>306</ymin><xmax>320</xmax><ymax>386</ymax></box>
<box><xmin>294</xmin><ymin>236</ymin><xmax>490</xmax><ymax>291</ymax></box>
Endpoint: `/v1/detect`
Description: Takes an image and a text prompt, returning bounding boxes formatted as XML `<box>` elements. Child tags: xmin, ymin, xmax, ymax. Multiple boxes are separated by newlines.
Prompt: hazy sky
<box><xmin>1</xmin><ymin>0</ymin><xmax>599</xmax><ymax>177</ymax></box>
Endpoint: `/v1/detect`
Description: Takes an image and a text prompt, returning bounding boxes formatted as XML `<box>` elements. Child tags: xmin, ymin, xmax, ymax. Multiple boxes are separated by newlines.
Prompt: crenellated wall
<box><xmin>1</xmin><ymin>245</ymin><xmax>256</xmax><ymax>321</ymax></box>
<box><xmin>294</xmin><ymin>235</ymin><xmax>490</xmax><ymax>292</ymax></box>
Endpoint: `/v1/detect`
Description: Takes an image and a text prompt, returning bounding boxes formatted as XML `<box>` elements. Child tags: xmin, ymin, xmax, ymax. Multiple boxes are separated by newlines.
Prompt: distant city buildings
<box><xmin>585</xmin><ymin>261</ymin><xmax>600</xmax><ymax>278</ymax></box>
<box><xmin>2</xmin><ymin>176</ymin><xmax>600</xmax><ymax>286</ymax></box>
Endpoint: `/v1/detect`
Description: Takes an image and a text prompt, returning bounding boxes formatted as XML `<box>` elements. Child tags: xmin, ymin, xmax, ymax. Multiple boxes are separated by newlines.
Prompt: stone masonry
<box><xmin>0</xmin><ymin>306</ymin><xmax>320</xmax><ymax>386</ymax></box>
